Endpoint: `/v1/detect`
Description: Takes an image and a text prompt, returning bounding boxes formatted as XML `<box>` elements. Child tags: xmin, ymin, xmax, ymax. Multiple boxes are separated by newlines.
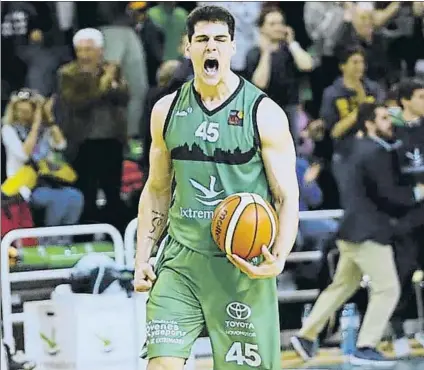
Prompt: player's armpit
<box><xmin>256</xmin><ymin>98</ymin><xmax>299</xmax><ymax>262</ymax></box>
<box><xmin>135</xmin><ymin>93</ymin><xmax>176</xmax><ymax>265</ymax></box>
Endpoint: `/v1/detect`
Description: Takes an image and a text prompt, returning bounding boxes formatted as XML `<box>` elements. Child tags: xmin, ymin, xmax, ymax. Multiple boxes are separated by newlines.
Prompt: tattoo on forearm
<box><xmin>149</xmin><ymin>211</ymin><xmax>166</xmax><ymax>234</ymax></box>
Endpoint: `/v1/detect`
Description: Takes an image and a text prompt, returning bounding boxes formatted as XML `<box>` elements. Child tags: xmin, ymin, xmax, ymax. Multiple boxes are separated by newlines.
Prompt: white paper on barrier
<box><xmin>23</xmin><ymin>292</ymin><xmax>148</xmax><ymax>370</ymax></box>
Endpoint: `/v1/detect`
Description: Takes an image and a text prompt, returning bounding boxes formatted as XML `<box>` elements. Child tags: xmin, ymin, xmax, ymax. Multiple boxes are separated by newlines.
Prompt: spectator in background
<box><xmin>304</xmin><ymin>2</ymin><xmax>353</xmax><ymax>107</ymax></box>
<box><xmin>140</xmin><ymin>59</ymin><xmax>182</xmax><ymax>173</ymax></box>
<box><xmin>334</xmin><ymin>2</ymin><xmax>395</xmax><ymax>87</ymax></box>
<box><xmin>167</xmin><ymin>33</ymin><xmax>194</xmax><ymax>88</ymax></box>
<box><xmin>57</xmin><ymin>28</ymin><xmax>129</xmax><ymax>231</ymax></box>
<box><xmin>388</xmin><ymin>82</ymin><xmax>424</xmax><ymax>355</ymax></box>
<box><xmin>305</xmin><ymin>2</ymin><xmax>401</xmax><ymax>114</ymax></box>
<box><xmin>1</xmin><ymin>90</ymin><xmax>83</xmax><ymax>244</ymax></box>
<box><xmin>126</xmin><ymin>1</ymin><xmax>164</xmax><ymax>87</ymax></box>
<box><xmin>45</xmin><ymin>2</ymin><xmax>76</xmax><ymax>48</ymax></box>
<box><xmin>19</xmin><ymin>29</ymin><xmax>72</xmax><ymax>96</ymax></box>
<box><xmin>376</xmin><ymin>2</ymin><xmax>424</xmax><ymax>78</ymax></box>
<box><xmin>292</xmin><ymin>103</ymin><xmax>424</xmax><ymax>366</ymax></box>
<box><xmin>296</xmin><ymin>110</ymin><xmax>315</xmax><ymax>159</ymax></box>
<box><xmin>147</xmin><ymin>2</ymin><xmax>188</xmax><ymax>62</ymax></box>
<box><xmin>320</xmin><ymin>46</ymin><xmax>384</xmax><ymax>204</ymax></box>
<box><xmin>299</xmin><ymin>108</ymin><xmax>340</xmax><ymax>209</ymax></box>
<box><xmin>1</xmin><ymin>2</ymin><xmax>41</xmax><ymax>93</ymax></box>
<box><xmin>198</xmin><ymin>1</ymin><xmax>262</xmax><ymax>76</ymax></box>
<box><xmin>246</xmin><ymin>6</ymin><xmax>313</xmax><ymax>148</ymax></box>
<box><xmin>390</xmin><ymin>78</ymin><xmax>424</xmax><ymax>355</ymax></box>
<box><xmin>296</xmin><ymin>157</ymin><xmax>338</xmax><ymax>253</ymax></box>
<box><xmin>392</xmin><ymin>79</ymin><xmax>424</xmax><ymax>179</ymax></box>
<box><xmin>99</xmin><ymin>16</ymin><xmax>148</xmax><ymax>138</ymax></box>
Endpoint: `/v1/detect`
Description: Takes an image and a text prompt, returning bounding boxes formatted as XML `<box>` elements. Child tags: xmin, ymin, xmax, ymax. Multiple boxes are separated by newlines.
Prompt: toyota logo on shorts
<box><xmin>226</xmin><ymin>302</ymin><xmax>251</xmax><ymax>320</ymax></box>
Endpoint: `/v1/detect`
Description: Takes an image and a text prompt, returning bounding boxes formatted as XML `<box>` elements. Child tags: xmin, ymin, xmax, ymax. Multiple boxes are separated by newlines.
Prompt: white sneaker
<box><xmin>415</xmin><ymin>332</ymin><xmax>424</xmax><ymax>347</ymax></box>
<box><xmin>393</xmin><ymin>337</ymin><xmax>411</xmax><ymax>358</ymax></box>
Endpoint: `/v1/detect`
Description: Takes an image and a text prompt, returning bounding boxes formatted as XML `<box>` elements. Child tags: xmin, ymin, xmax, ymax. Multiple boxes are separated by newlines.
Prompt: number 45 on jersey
<box><xmin>195</xmin><ymin>121</ymin><xmax>220</xmax><ymax>143</ymax></box>
<box><xmin>225</xmin><ymin>342</ymin><xmax>262</xmax><ymax>367</ymax></box>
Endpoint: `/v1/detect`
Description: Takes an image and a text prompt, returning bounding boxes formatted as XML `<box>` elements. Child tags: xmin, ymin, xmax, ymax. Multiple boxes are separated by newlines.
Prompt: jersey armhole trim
<box><xmin>162</xmin><ymin>88</ymin><xmax>182</xmax><ymax>140</ymax></box>
<box><xmin>252</xmin><ymin>94</ymin><xmax>267</xmax><ymax>150</ymax></box>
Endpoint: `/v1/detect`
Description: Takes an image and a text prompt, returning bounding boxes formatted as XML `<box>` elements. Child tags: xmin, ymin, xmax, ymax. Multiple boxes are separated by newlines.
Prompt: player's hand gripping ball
<box><xmin>211</xmin><ymin>193</ymin><xmax>279</xmax><ymax>259</ymax></box>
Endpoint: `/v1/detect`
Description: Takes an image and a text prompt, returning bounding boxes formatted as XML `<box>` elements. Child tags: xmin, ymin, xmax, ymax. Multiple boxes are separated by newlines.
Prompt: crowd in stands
<box><xmin>1</xmin><ymin>1</ymin><xmax>424</xmax><ymax>363</ymax></box>
<box><xmin>1</xmin><ymin>1</ymin><xmax>423</xmax><ymax>242</ymax></box>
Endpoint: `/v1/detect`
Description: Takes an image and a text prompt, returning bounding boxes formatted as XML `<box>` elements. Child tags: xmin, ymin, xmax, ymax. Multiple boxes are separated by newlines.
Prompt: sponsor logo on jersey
<box><xmin>180</xmin><ymin>176</ymin><xmax>224</xmax><ymax>219</ymax></box>
<box><xmin>226</xmin><ymin>302</ymin><xmax>251</xmax><ymax>320</ymax></box>
<box><xmin>406</xmin><ymin>148</ymin><xmax>423</xmax><ymax>168</ymax></box>
<box><xmin>228</xmin><ymin>110</ymin><xmax>244</xmax><ymax>126</ymax></box>
<box><xmin>175</xmin><ymin>107</ymin><xmax>193</xmax><ymax>117</ymax></box>
<box><xmin>224</xmin><ymin>302</ymin><xmax>256</xmax><ymax>337</ymax></box>
<box><xmin>189</xmin><ymin>176</ymin><xmax>224</xmax><ymax>206</ymax></box>
<box><xmin>179</xmin><ymin>208</ymin><xmax>214</xmax><ymax>219</ymax></box>
<box><xmin>146</xmin><ymin>319</ymin><xmax>187</xmax><ymax>345</ymax></box>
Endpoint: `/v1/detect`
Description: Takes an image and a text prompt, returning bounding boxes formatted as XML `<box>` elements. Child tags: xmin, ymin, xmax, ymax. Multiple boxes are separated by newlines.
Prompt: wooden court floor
<box><xmin>195</xmin><ymin>341</ymin><xmax>424</xmax><ymax>369</ymax></box>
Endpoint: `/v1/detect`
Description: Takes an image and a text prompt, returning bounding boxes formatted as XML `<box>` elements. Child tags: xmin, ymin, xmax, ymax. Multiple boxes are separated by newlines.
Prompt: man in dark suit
<box><xmin>291</xmin><ymin>102</ymin><xmax>424</xmax><ymax>366</ymax></box>
<box><xmin>389</xmin><ymin>78</ymin><xmax>424</xmax><ymax>354</ymax></box>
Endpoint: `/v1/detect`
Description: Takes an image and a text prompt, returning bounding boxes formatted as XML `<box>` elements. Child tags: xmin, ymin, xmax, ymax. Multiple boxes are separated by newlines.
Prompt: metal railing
<box><xmin>2</xmin><ymin>210</ymin><xmax>345</xmax><ymax>353</ymax></box>
<box><xmin>124</xmin><ymin>209</ymin><xmax>344</xmax><ymax>303</ymax></box>
<box><xmin>1</xmin><ymin>224</ymin><xmax>125</xmax><ymax>352</ymax></box>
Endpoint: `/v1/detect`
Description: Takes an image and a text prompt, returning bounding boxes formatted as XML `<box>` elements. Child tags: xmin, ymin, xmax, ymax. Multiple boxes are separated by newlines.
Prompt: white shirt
<box><xmin>2</xmin><ymin>124</ymin><xmax>66</xmax><ymax>178</ymax></box>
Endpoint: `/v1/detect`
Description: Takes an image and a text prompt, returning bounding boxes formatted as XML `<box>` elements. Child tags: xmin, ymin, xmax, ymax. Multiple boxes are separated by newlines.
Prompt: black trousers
<box><xmin>73</xmin><ymin>139</ymin><xmax>126</xmax><ymax>231</ymax></box>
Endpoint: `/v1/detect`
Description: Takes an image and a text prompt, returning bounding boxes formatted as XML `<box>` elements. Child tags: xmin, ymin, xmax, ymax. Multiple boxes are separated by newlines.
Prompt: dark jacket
<box><xmin>393</xmin><ymin>117</ymin><xmax>424</xmax><ymax>182</ymax></box>
<box><xmin>338</xmin><ymin>136</ymin><xmax>419</xmax><ymax>245</ymax></box>
<box><xmin>320</xmin><ymin>77</ymin><xmax>384</xmax><ymax>156</ymax></box>
<box><xmin>135</xmin><ymin>17</ymin><xmax>164</xmax><ymax>87</ymax></box>
<box><xmin>245</xmin><ymin>44</ymin><xmax>300</xmax><ymax>107</ymax></box>
<box><xmin>56</xmin><ymin>61</ymin><xmax>129</xmax><ymax>160</ymax></box>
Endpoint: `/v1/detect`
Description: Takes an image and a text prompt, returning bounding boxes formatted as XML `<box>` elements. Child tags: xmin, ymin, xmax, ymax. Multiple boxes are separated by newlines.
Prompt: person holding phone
<box><xmin>245</xmin><ymin>5</ymin><xmax>314</xmax><ymax>149</ymax></box>
<box><xmin>1</xmin><ymin>89</ymin><xmax>84</xmax><ymax>244</ymax></box>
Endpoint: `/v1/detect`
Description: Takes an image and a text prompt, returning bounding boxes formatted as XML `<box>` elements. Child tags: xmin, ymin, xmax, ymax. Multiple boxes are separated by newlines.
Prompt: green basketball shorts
<box><xmin>143</xmin><ymin>236</ymin><xmax>281</xmax><ymax>369</ymax></box>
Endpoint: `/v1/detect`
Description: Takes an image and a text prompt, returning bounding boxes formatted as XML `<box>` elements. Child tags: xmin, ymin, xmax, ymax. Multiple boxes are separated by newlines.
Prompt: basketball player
<box><xmin>134</xmin><ymin>6</ymin><xmax>299</xmax><ymax>370</ymax></box>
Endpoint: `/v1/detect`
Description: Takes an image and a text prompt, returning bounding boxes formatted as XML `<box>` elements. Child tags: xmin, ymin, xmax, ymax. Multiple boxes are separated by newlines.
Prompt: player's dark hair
<box><xmin>256</xmin><ymin>6</ymin><xmax>283</xmax><ymax>28</ymax></box>
<box><xmin>186</xmin><ymin>6</ymin><xmax>235</xmax><ymax>42</ymax></box>
<box><xmin>338</xmin><ymin>45</ymin><xmax>365</xmax><ymax>65</ymax></box>
<box><xmin>397</xmin><ymin>78</ymin><xmax>424</xmax><ymax>106</ymax></box>
<box><xmin>357</xmin><ymin>102</ymin><xmax>385</xmax><ymax>134</ymax></box>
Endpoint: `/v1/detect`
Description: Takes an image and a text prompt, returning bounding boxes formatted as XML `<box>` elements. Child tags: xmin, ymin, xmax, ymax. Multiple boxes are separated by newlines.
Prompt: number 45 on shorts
<box><xmin>225</xmin><ymin>342</ymin><xmax>262</xmax><ymax>367</ymax></box>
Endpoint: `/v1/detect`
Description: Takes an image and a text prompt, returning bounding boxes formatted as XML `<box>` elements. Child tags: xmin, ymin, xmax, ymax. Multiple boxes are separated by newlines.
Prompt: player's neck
<box><xmin>193</xmin><ymin>72</ymin><xmax>240</xmax><ymax>103</ymax></box>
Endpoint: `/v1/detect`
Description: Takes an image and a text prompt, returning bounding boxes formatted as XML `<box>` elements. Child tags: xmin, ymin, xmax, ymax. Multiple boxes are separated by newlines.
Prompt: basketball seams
<box><xmin>212</xmin><ymin>196</ymin><xmax>241</xmax><ymax>250</ymax></box>
<box><xmin>251</xmin><ymin>194</ymin><xmax>277</xmax><ymax>248</ymax></box>
<box><xmin>213</xmin><ymin>193</ymin><xmax>278</xmax><ymax>258</ymax></box>
<box><xmin>224</xmin><ymin>196</ymin><xmax>252</xmax><ymax>255</ymax></box>
<box><xmin>245</xmin><ymin>194</ymin><xmax>259</xmax><ymax>259</ymax></box>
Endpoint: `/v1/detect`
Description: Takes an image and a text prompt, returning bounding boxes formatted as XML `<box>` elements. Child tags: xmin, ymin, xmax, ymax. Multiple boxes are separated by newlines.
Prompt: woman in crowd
<box><xmin>1</xmin><ymin>89</ymin><xmax>84</xmax><ymax>245</ymax></box>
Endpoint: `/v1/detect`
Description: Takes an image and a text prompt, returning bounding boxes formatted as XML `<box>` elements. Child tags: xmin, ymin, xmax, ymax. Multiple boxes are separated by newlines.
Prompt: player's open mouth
<box><xmin>204</xmin><ymin>59</ymin><xmax>219</xmax><ymax>76</ymax></box>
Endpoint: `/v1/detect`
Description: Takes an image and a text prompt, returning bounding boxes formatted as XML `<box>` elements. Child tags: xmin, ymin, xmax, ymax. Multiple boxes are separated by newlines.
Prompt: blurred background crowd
<box><xmin>2</xmin><ymin>0</ymin><xmax>424</xmax><ymax>277</ymax></box>
<box><xmin>2</xmin><ymin>0</ymin><xmax>424</xmax><ymax>260</ymax></box>
<box><xmin>2</xmin><ymin>1</ymin><xmax>423</xmax><ymax>232</ymax></box>
<box><xmin>1</xmin><ymin>0</ymin><xmax>424</xmax><ymax>364</ymax></box>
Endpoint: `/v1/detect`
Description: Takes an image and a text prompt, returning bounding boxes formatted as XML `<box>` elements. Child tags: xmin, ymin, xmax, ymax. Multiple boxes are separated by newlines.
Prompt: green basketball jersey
<box><xmin>164</xmin><ymin>78</ymin><xmax>272</xmax><ymax>255</ymax></box>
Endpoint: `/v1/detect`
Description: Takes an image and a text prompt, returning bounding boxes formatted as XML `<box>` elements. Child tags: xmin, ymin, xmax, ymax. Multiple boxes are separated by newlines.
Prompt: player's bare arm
<box><xmin>134</xmin><ymin>93</ymin><xmax>176</xmax><ymax>292</ymax></box>
<box><xmin>228</xmin><ymin>98</ymin><xmax>299</xmax><ymax>279</ymax></box>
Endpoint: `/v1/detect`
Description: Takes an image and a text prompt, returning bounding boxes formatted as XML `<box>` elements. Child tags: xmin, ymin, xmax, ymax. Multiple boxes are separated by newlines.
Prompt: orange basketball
<box><xmin>211</xmin><ymin>193</ymin><xmax>279</xmax><ymax>259</ymax></box>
